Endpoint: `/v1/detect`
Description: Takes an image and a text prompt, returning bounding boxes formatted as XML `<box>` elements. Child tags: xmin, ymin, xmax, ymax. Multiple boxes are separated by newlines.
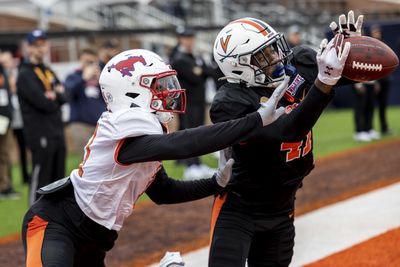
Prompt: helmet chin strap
<box><xmin>266</xmin><ymin>64</ymin><xmax>297</xmax><ymax>89</ymax></box>
<box><xmin>155</xmin><ymin>111</ymin><xmax>174</xmax><ymax>124</ymax></box>
<box><xmin>271</xmin><ymin>64</ymin><xmax>285</xmax><ymax>78</ymax></box>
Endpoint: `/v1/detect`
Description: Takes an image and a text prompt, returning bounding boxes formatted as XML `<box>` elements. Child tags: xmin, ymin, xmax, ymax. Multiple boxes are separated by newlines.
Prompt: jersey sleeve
<box><xmin>116</xmin><ymin>112</ymin><xmax>262</xmax><ymax>164</ymax></box>
<box><xmin>146</xmin><ymin>166</ymin><xmax>221</xmax><ymax>204</ymax></box>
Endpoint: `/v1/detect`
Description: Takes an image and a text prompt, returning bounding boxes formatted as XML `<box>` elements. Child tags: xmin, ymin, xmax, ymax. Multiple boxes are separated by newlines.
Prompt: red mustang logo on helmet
<box><xmin>107</xmin><ymin>55</ymin><xmax>147</xmax><ymax>77</ymax></box>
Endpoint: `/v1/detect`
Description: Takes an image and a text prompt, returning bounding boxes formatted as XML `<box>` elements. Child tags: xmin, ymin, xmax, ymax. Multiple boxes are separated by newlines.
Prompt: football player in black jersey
<box><xmin>208</xmin><ymin>12</ymin><xmax>363</xmax><ymax>267</ymax></box>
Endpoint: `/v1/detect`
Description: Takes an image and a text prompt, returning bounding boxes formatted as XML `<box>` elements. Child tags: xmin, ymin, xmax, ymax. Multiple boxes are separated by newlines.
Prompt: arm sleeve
<box><xmin>335</xmin><ymin>77</ymin><xmax>357</xmax><ymax>87</ymax></box>
<box><xmin>51</xmin><ymin>70</ymin><xmax>68</xmax><ymax>105</ymax></box>
<box><xmin>146</xmin><ymin>166</ymin><xmax>221</xmax><ymax>204</ymax></box>
<box><xmin>253</xmin><ymin>84</ymin><xmax>334</xmax><ymax>142</ymax></box>
<box><xmin>117</xmin><ymin>112</ymin><xmax>262</xmax><ymax>164</ymax></box>
<box><xmin>16</xmin><ymin>72</ymin><xmax>61</xmax><ymax>113</ymax></box>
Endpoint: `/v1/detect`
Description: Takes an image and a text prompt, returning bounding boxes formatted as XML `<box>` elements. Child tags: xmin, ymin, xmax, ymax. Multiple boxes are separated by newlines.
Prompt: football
<box><xmin>335</xmin><ymin>35</ymin><xmax>399</xmax><ymax>82</ymax></box>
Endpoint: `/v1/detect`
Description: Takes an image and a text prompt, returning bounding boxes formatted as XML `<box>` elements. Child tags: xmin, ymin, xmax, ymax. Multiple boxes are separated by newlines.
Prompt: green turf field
<box><xmin>0</xmin><ymin>107</ymin><xmax>399</xmax><ymax>237</ymax></box>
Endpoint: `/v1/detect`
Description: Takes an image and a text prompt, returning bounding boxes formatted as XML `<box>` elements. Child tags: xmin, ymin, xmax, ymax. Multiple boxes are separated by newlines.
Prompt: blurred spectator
<box><xmin>169</xmin><ymin>26</ymin><xmax>215</xmax><ymax>180</ymax></box>
<box><xmin>99</xmin><ymin>39</ymin><xmax>120</xmax><ymax>70</ymax></box>
<box><xmin>0</xmin><ymin>51</ymin><xmax>30</xmax><ymax>185</ymax></box>
<box><xmin>65</xmin><ymin>47</ymin><xmax>106</xmax><ymax>157</ymax></box>
<box><xmin>370</xmin><ymin>24</ymin><xmax>392</xmax><ymax>135</ymax></box>
<box><xmin>352</xmin><ymin>82</ymin><xmax>380</xmax><ymax>142</ymax></box>
<box><xmin>17</xmin><ymin>29</ymin><xmax>67</xmax><ymax>204</ymax></box>
<box><xmin>286</xmin><ymin>25</ymin><xmax>303</xmax><ymax>47</ymax></box>
<box><xmin>0</xmin><ymin>56</ymin><xmax>18</xmax><ymax>199</ymax></box>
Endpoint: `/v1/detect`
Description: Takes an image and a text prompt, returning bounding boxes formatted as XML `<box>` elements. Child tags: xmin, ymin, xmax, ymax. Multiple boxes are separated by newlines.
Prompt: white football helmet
<box><xmin>99</xmin><ymin>49</ymin><xmax>186</xmax><ymax>123</ymax></box>
<box><xmin>213</xmin><ymin>18</ymin><xmax>293</xmax><ymax>87</ymax></box>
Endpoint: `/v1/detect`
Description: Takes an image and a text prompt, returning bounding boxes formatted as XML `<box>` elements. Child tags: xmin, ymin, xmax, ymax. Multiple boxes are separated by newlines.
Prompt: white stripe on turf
<box><xmin>149</xmin><ymin>182</ymin><xmax>400</xmax><ymax>267</ymax></box>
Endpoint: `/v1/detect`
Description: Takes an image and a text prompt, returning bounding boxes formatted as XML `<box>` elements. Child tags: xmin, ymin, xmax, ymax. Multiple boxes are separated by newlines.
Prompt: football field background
<box><xmin>0</xmin><ymin>106</ymin><xmax>399</xmax><ymax>237</ymax></box>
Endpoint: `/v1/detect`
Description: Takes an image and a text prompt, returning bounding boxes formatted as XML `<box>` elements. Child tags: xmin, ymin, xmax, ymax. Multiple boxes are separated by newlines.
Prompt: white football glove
<box><xmin>330</xmin><ymin>10</ymin><xmax>364</xmax><ymax>38</ymax></box>
<box><xmin>256</xmin><ymin>76</ymin><xmax>289</xmax><ymax>126</ymax></box>
<box><xmin>218</xmin><ymin>148</ymin><xmax>232</xmax><ymax>171</ymax></box>
<box><xmin>317</xmin><ymin>35</ymin><xmax>351</xmax><ymax>86</ymax></box>
<box><xmin>215</xmin><ymin>158</ymin><xmax>234</xmax><ymax>188</ymax></box>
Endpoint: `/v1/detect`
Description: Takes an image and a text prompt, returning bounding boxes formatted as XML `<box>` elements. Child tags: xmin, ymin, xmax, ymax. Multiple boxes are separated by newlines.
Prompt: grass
<box><xmin>312</xmin><ymin>107</ymin><xmax>400</xmax><ymax>157</ymax></box>
<box><xmin>0</xmin><ymin>106</ymin><xmax>399</xmax><ymax>237</ymax></box>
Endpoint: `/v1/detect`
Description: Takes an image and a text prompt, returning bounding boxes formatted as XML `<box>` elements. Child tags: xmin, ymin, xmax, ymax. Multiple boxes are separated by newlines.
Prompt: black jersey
<box><xmin>210</xmin><ymin>46</ymin><xmax>333</xmax><ymax>214</ymax></box>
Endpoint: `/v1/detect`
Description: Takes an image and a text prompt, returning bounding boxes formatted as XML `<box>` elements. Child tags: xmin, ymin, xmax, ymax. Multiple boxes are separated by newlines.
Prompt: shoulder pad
<box><xmin>292</xmin><ymin>45</ymin><xmax>317</xmax><ymax>67</ymax></box>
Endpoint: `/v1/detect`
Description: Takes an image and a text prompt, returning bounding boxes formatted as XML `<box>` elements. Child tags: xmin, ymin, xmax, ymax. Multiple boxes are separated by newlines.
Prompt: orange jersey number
<box><xmin>280</xmin><ymin>131</ymin><xmax>312</xmax><ymax>162</ymax></box>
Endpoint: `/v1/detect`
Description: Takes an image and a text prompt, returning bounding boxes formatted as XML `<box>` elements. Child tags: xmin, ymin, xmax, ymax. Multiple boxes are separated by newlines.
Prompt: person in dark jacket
<box><xmin>170</xmin><ymin>27</ymin><xmax>216</xmax><ymax>180</ymax></box>
<box><xmin>370</xmin><ymin>24</ymin><xmax>392</xmax><ymax>135</ymax></box>
<box><xmin>0</xmin><ymin>62</ymin><xmax>17</xmax><ymax>199</ymax></box>
<box><xmin>1</xmin><ymin>51</ymin><xmax>31</xmax><ymax>185</ymax></box>
<box><xmin>17</xmin><ymin>29</ymin><xmax>67</xmax><ymax>205</ymax></box>
<box><xmin>64</xmin><ymin>47</ymin><xmax>106</xmax><ymax>156</ymax></box>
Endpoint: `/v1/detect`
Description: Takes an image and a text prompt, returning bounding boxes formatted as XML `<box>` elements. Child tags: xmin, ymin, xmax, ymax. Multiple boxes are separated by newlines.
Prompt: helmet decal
<box><xmin>216</xmin><ymin>36</ymin><xmax>238</xmax><ymax>63</ymax></box>
<box><xmin>107</xmin><ymin>55</ymin><xmax>147</xmax><ymax>77</ymax></box>
<box><xmin>220</xmin><ymin>34</ymin><xmax>232</xmax><ymax>53</ymax></box>
<box><xmin>231</xmin><ymin>18</ymin><xmax>272</xmax><ymax>36</ymax></box>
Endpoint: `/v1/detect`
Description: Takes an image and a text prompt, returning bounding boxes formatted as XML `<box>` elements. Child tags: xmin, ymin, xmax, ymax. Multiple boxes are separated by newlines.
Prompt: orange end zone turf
<box><xmin>305</xmin><ymin>227</ymin><xmax>400</xmax><ymax>267</ymax></box>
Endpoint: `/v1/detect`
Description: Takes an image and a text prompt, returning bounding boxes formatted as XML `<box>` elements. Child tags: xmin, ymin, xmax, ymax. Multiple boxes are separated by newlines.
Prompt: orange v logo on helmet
<box><xmin>220</xmin><ymin>35</ymin><xmax>232</xmax><ymax>53</ymax></box>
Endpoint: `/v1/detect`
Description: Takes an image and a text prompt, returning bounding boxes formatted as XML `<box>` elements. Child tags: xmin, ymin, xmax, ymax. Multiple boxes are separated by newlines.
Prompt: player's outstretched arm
<box><xmin>315</xmin><ymin>9</ymin><xmax>365</xmax><ymax>91</ymax></box>
<box><xmin>116</xmin><ymin>81</ymin><xmax>289</xmax><ymax>164</ymax></box>
<box><xmin>146</xmin><ymin>159</ymin><xmax>234</xmax><ymax>204</ymax></box>
<box><xmin>250</xmin><ymin>37</ymin><xmax>350</xmax><ymax>142</ymax></box>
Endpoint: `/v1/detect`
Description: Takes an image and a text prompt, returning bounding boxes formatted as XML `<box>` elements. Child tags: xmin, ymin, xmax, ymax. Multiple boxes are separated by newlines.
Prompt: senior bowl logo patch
<box><xmin>286</xmin><ymin>74</ymin><xmax>305</xmax><ymax>96</ymax></box>
<box><xmin>107</xmin><ymin>55</ymin><xmax>147</xmax><ymax>77</ymax></box>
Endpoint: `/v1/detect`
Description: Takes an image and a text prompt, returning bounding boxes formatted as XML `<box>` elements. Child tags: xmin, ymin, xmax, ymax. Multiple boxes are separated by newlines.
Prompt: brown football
<box><xmin>335</xmin><ymin>35</ymin><xmax>399</xmax><ymax>82</ymax></box>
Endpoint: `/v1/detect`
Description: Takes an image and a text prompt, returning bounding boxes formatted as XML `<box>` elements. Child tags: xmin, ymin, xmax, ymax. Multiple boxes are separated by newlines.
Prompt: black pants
<box><xmin>353</xmin><ymin>85</ymin><xmax>375</xmax><ymax>132</ymax></box>
<box><xmin>178</xmin><ymin>103</ymin><xmax>205</xmax><ymax>166</ymax></box>
<box><xmin>13</xmin><ymin>128</ymin><xmax>30</xmax><ymax>184</ymax></box>
<box><xmin>29</xmin><ymin>137</ymin><xmax>66</xmax><ymax>204</ymax></box>
<box><xmin>209</xmin><ymin>193</ymin><xmax>295</xmax><ymax>267</ymax></box>
<box><xmin>22</xmin><ymin>182</ymin><xmax>118</xmax><ymax>267</ymax></box>
<box><xmin>376</xmin><ymin>80</ymin><xmax>390</xmax><ymax>133</ymax></box>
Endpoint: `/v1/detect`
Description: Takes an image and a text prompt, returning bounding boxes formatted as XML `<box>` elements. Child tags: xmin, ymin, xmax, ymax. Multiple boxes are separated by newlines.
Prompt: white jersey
<box><xmin>70</xmin><ymin>108</ymin><xmax>163</xmax><ymax>231</ymax></box>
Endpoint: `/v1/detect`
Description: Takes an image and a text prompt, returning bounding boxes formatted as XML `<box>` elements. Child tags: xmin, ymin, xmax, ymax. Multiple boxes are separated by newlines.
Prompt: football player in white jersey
<box><xmin>21</xmin><ymin>49</ymin><xmax>289</xmax><ymax>267</ymax></box>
